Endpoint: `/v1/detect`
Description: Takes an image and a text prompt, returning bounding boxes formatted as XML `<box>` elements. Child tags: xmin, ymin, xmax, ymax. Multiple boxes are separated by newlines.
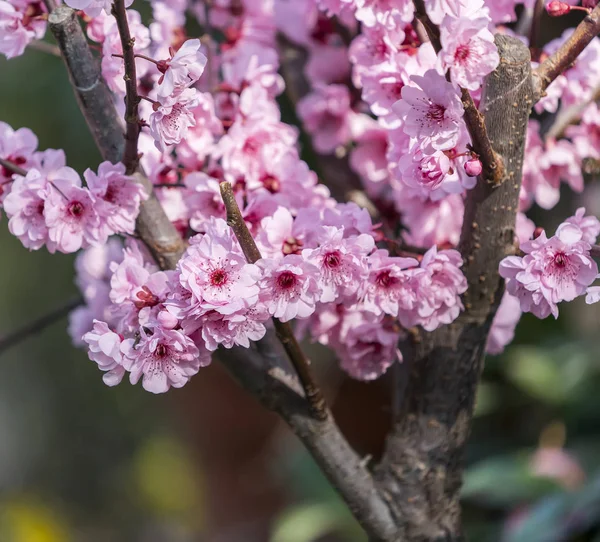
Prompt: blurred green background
<box><xmin>3</xmin><ymin>8</ymin><xmax>600</xmax><ymax>542</ymax></box>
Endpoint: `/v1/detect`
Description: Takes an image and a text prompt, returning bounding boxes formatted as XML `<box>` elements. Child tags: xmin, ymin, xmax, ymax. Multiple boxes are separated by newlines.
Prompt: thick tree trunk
<box><xmin>375</xmin><ymin>35</ymin><xmax>533</xmax><ymax>541</ymax></box>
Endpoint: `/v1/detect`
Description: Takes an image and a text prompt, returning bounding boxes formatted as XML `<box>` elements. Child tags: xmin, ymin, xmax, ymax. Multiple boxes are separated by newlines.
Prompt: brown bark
<box><xmin>376</xmin><ymin>35</ymin><xmax>533</xmax><ymax>541</ymax></box>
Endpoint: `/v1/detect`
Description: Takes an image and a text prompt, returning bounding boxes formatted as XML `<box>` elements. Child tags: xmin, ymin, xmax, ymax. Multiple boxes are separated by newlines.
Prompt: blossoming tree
<box><xmin>2</xmin><ymin>0</ymin><xmax>600</xmax><ymax>539</ymax></box>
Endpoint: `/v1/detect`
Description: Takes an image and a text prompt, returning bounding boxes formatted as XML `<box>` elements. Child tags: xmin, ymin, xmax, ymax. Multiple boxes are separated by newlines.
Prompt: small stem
<box><xmin>533</xmin><ymin>4</ymin><xmax>600</xmax><ymax>102</ymax></box>
<box><xmin>112</xmin><ymin>0</ymin><xmax>141</xmax><ymax>175</ymax></box>
<box><xmin>139</xmin><ymin>94</ymin><xmax>159</xmax><ymax>106</ymax></box>
<box><xmin>134</xmin><ymin>52</ymin><xmax>161</xmax><ymax>65</ymax></box>
<box><xmin>412</xmin><ymin>0</ymin><xmax>505</xmax><ymax>184</ymax></box>
<box><xmin>0</xmin><ymin>157</ymin><xmax>27</xmax><ymax>176</ymax></box>
<box><xmin>153</xmin><ymin>182</ymin><xmax>186</xmax><ymax>188</ymax></box>
<box><xmin>219</xmin><ymin>182</ymin><xmax>328</xmax><ymax>421</ymax></box>
<box><xmin>0</xmin><ymin>297</ymin><xmax>83</xmax><ymax>357</ymax></box>
<box><xmin>42</xmin><ymin>0</ymin><xmax>57</xmax><ymax>11</ymax></box>
<box><xmin>28</xmin><ymin>40</ymin><xmax>61</xmax><ymax>57</ymax></box>
<box><xmin>529</xmin><ymin>0</ymin><xmax>544</xmax><ymax>59</ymax></box>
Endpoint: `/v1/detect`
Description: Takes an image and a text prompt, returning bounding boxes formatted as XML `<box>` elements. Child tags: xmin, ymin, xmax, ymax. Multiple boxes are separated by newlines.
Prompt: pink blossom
<box><xmin>84</xmin><ymin>161</ymin><xmax>148</xmax><ymax>237</ymax></box>
<box><xmin>500</xmin><ymin>223</ymin><xmax>598</xmax><ymax>318</ymax></box>
<box><xmin>297</xmin><ymin>83</ymin><xmax>354</xmax><ymax>154</ymax></box>
<box><xmin>440</xmin><ymin>17</ymin><xmax>499</xmax><ymax>91</ymax></box>
<box><xmin>150</xmin><ymin>88</ymin><xmax>200</xmax><ymax>152</ymax></box>
<box><xmin>349</xmin><ymin>123</ymin><xmax>389</xmax><ymax>192</ymax></box>
<box><xmin>393</xmin><ymin>69</ymin><xmax>465</xmax><ymax>151</ymax></box>
<box><xmin>564</xmin><ymin>208</ymin><xmax>600</xmax><ymax>244</ymax></box>
<box><xmin>363</xmin><ymin>249</ymin><xmax>420</xmax><ymax>318</ymax></box>
<box><xmin>257</xmin><ymin>254</ymin><xmax>321</xmax><ymax>322</ymax></box>
<box><xmin>64</xmin><ymin>0</ymin><xmax>133</xmax><ymax>17</ymax></box>
<box><xmin>397</xmin><ymin>143</ymin><xmax>451</xmax><ymax>195</ymax></box>
<box><xmin>3</xmin><ymin>168</ymin><xmax>49</xmax><ymax>250</ymax></box>
<box><xmin>109</xmin><ymin>243</ymin><xmax>156</xmax><ymax>306</ymax></box>
<box><xmin>82</xmin><ymin>320</ymin><xmax>126</xmax><ymax>386</ymax></box>
<box><xmin>586</xmin><ymin>286</ymin><xmax>600</xmax><ymax>304</ymax></box>
<box><xmin>413</xmin><ymin>247</ymin><xmax>467</xmax><ymax>331</ymax></box>
<box><xmin>44</xmin><ymin>167</ymin><xmax>102</xmax><ymax>253</ymax></box>
<box><xmin>302</xmin><ymin>226</ymin><xmax>374</xmax><ymax>303</ymax></box>
<box><xmin>123</xmin><ymin>326</ymin><xmax>210</xmax><ymax>394</ymax></box>
<box><xmin>0</xmin><ymin>1</ymin><xmax>46</xmax><ymax>59</ymax></box>
<box><xmin>156</xmin><ymin>38</ymin><xmax>208</xmax><ymax>98</ymax></box>
<box><xmin>199</xmin><ymin>306</ymin><xmax>269</xmax><ymax>351</ymax></box>
<box><xmin>0</xmin><ymin>121</ymin><xmax>37</xmax><ymax>191</ymax></box>
<box><xmin>486</xmin><ymin>292</ymin><xmax>522</xmax><ymax>355</ymax></box>
<box><xmin>176</xmin><ymin>218</ymin><xmax>261</xmax><ymax>318</ymax></box>
<box><xmin>464</xmin><ymin>157</ymin><xmax>482</xmax><ymax>177</ymax></box>
<box><xmin>339</xmin><ymin>320</ymin><xmax>401</xmax><ymax>381</ymax></box>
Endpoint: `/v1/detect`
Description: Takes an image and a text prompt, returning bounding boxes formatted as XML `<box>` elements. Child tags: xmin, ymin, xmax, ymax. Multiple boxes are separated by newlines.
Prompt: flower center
<box><xmin>454</xmin><ymin>44</ymin><xmax>470</xmax><ymax>63</ymax></box>
<box><xmin>427</xmin><ymin>104</ymin><xmax>446</xmax><ymax>123</ymax></box>
<box><xmin>156</xmin><ymin>344</ymin><xmax>168</xmax><ymax>358</ymax></box>
<box><xmin>283</xmin><ymin>237</ymin><xmax>303</xmax><ymax>255</ymax></box>
<box><xmin>68</xmin><ymin>201</ymin><xmax>84</xmax><ymax>217</ymax></box>
<box><xmin>210</xmin><ymin>268</ymin><xmax>228</xmax><ymax>286</ymax></box>
<box><xmin>553</xmin><ymin>252</ymin><xmax>567</xmax><ymax>268</ymax></box>
<box><xmin>277</xmin><ymin>271</ymin><xmax>297</xmax><ymax>289</ymax></box>
<box><xmin>324</xmin><ymin>251</ymin><xmax>341</xmax><ymax>268</ymax></box>
<box><xmin>375</xmin><ymin>270</ymin><xmax>398</xmax><ymax>288</ymax></box>
<box><xmin>261</xmin><ymin>174</ymin><xmax>280</xmax><ymax>193</ymax></box>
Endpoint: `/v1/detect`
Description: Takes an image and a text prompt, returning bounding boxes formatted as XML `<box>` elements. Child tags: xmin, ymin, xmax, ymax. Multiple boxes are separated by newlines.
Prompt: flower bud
<box><xmin>464</xmin><ymin>157</ymin><xmax>483</xmax><ymax>177</ymax></box>
<box><xmin>157</xmin><ymin>310</ymin><xmax>179</xmax><ymax>330</ymax></box>
<box><xmin>546</xmin><ymin>1</ymin><xmax>571</xmax><ymax>17</ymax></box>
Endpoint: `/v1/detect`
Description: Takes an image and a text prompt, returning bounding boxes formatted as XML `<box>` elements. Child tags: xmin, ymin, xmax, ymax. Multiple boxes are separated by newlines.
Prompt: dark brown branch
<box><xmin>0</xmin><ymin>297</ymin><xmax>83</xmax><ymax>357</ymax></box>
<box><xmin>377</xmin><ymin>35</ymin><xmax>532</xmax><ymax>540</ymax></box>
<box><xmin>412</xmin><ymin>0</ymin><xmax>505</xmax><ymax>184</ymax></box>
<box><xmin>529</xmin><ymin>0</ymin><xmax>545</xmax><ymax>58</ymax></box>
<box><xmin>220</xmin><ymin>181</ymin><xmax>328</xmax><ymax>421</ymax></box>
<box><xmin>533</xmin><ymin>4</ymin><xmax>600</xmax><ymax>102</ymax></box>
<box><xmin>0</xmin><ymin>158</ymin><xmax>27</xmax><ymax>176</ymax></box>
<box><xmin>111</xmin><ymin>0</ymin><xmax>141</xmax><ymax>174</ymax></box>
<box><xmin>591</xmin><ymin>245</ymin><xmax>600</xmax><ymax>259</ymax></box>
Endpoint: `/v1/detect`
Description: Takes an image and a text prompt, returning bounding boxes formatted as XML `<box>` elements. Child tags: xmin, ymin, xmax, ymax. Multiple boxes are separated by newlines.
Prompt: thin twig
<box><xmin>591</xmin><ymin>245</ymin><xmax>600</xmax><ymax>259</ymax></box>
<box><xmin>412</xmin><ymin>0</ymin><xmax>505</xmax><ymax>184</ymax></box>
<box><xmin>28</xmin><ymin>40</ymin><xmax>61</xmax><ymax>57</ymax></box>
<box><xmin>0</xmin><ymin>158</ymin><xmax>27</xmax><ymax>176</ymax></box>
<box><xmin>529</xmin><ymin>0</ymin><xmax>545</xmax><ymax>59</ymax></box>
<box><xmin>0</xmin><ymin>297</ymin><xmax>83</xmax><ymax>357</ymax></box>
<box><xmin>545</xmin><ymin>83</ymin><xmax>600</xmax><ymax>140</ymax></box>
<box><xmin>220</xmin><ymin>182</ymin><xmax>328</xmax><ymax>421</ymax></box>
<box><xmin>533</xmin><ymin>4</ymin><xmax>600</xmax><ymax>102</ymax></box>
<box><xmin>112</xmin><ymin>0</ymin><xmax>141</xmax><ymax>174</ymax></box>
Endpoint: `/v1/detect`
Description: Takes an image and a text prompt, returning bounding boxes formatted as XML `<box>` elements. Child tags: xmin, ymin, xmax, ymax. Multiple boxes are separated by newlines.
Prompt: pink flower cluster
<box><xmin>500</xmin><ymin>209</ymin><xmax>600</xmax><ymax>319</ymax></box>
<box><xmin>0</xmin><ymin>122</ymin><xmax>147</xmax><ymax>253</ymax></box>
<box><xmin>4</xmin><ymin>0</ymin><xmax>600</xmax><ymax>394</ymax></box>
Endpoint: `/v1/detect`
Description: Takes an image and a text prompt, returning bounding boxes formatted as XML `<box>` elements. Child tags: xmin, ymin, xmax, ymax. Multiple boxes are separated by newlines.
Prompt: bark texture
<box><xmin>376</xmin><ymin>35</ymin><xmax>533</xmax><ymax>541</ymax></box>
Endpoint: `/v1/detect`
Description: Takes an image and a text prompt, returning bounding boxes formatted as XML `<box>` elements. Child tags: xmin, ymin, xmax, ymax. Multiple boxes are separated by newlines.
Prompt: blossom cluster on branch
<box><xmin>1</xmin><ymin>0</ymin><xmax>600</xmax><ymax>393</ymax></box>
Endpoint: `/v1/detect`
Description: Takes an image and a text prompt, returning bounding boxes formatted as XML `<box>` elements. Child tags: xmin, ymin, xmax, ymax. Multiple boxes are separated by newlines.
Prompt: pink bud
<box><xmin>464</xmin><ymin>157</ymin><xmax>482</xmax><ymax>177</ymax></box>
<box><xmin>157</xmin><ymin>310</ymin><xmax>179</xmax><ymax>330</ymax></box>
<box><xmin>533</xmin><ymin>227</ymin><xmax>545</xmax><ymax>239</ymax></box>
<box><xmin>546</xmin><ymin>1</ymin><xmax>571</xmax><ymax>17</ymax></box>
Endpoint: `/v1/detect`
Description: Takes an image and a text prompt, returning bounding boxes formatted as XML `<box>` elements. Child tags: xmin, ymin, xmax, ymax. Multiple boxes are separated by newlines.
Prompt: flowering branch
<box><xmin>412</xmin><ymin>0</ymin><xmax>505</xmax><ymax>184</ymax></box>
<box><xmin>111</xmin><ymin>0</ymin><xmax>141</xmax><ymax>174</ymax></box>
<box><xmin>533</xmin><ymin>3</ymin><xmax>600</xmax><ymax>102</ymax></box>
<box><xmin>0</xmin><ymin>157</ymin><xmax>27</xmax><ymax>176</ymax></box>
<box><xmin>377</xmin><ymin>35</ymin><xmax>533</xmax><ymax>539</ymax></box>
<box><xmin>0</xmin><ymin>297</ymin><xmax>83</xmax><ymax>357</ymax></box>
<box><xmin>220</xmin><ymin>181</ymin><xmax>328</xmax><ymax>421</ymax></box>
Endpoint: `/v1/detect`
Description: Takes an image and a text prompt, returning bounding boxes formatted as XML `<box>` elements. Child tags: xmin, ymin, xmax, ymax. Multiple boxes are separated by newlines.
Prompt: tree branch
<box><xmin>0</xmin><ymin>158</ymin><xmax>27</xmax><ymax>176</ymax></box>
<box><xmin>533</xmin><ymin>4</ymin><xmax>600</xmax><ymax>103</ymax></box>
<box><xmin>48</xmin><ymin>6</ymin><xmax>396</xmax><ymax>539</ymax></box>
<box><xmin>377</xmin><ymin>35</ymin><xmax>532</xmax><ymax>540</ymax></box>
<box><xmin>111</xmin><ymin>0</ymin><xmax>141</xmax><ymax>174</ymax></box>
<box><xmin>412</xmin><ymin>0</ymin><xmax>505</xmax><ymax>184</ymax></box>
<box><xmin>28</xmin><ymin>40</ymin><xmax>61</xmax><ymax>57</ymax></box>
<box><xmin>220</xmin><ymin>182</ymin><xmax>328</xmax><ymax>421</ymax></box>
<box><xmin>0</xmin><ymin>297</ymin><xmax>83</xmax><ymax>357</ymax></box>
<box><xmin>49</xmin><ymin>5</ymin><xmax>186</xmax><ymax>270</ymax></box>
<box><xmin>529</xmin><ymin>0</ymin><xmax>545</xmax><ymax>58</ymax></box>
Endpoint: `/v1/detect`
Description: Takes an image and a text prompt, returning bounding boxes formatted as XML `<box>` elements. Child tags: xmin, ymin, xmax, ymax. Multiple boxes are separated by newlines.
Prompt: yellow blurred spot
<box><xmin>133</xmin><ymin>434</ymin><xmax>204</xmax><ymax>529</ymax></box>
<box><xmin>1</xmin><ymin>498</ymin><xmax>69</xmax><ymax>542</ymax></box>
